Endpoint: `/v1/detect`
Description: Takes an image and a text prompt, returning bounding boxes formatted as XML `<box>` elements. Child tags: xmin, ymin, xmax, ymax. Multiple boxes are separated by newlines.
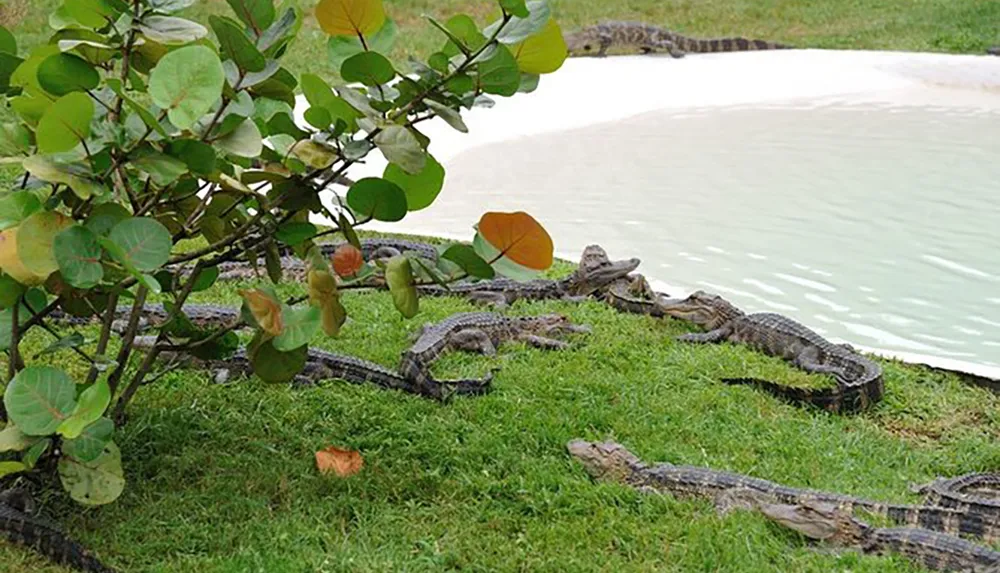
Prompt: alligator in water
<box><xmin>0</xmin><ymin>489</ymin><xmax>116</xmax><ymax>572</ymax></box>
<box><xmin>567</xmin><ymin>440</ymin><xmax>1000</xmax><ymax>546</ymax></box>
<box><xmin>655</xmin><ymin>290</ymin><xmax>884</xmax><ymax>413</ymax></box>
<box><xmin>563</xmin><ymin>21</ymin><xmax>792</xmax><ymax>58</ymax></box>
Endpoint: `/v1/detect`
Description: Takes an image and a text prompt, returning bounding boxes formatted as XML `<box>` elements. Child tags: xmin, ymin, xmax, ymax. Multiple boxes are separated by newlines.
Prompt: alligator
<box><xmin>988</xmin><ymin>46</ymin><xmax>1000</xmax><ymax>56</ymax></box>
<box><xmin>654</xmin><ymin>291</ymin><xmax>884</xmax><ymax>413</ymax></box>
<box><xmin>0</xmin><ymin>489</ymin><xmax>116</xmax><ymax>572</ymax></box>
<box><xmin>603</xmin><ymin>273</ymin><xmax>672</xmax><ymax>317</ymax></box>
<box><xmin>50</xmin><ymin>303</ymin><xmax>242</xmax><ymax>333</ymax></box>
<box><xmin>566</xmin><ymin>440</ymin><xmax>1000</xmax><ymax>544</ymax></box>
<box><xmin>564</xmin><ymin>21</ymin><xmax>792</xmax><ymax>58</ymax></box>
<box><xmin>739</xmin><ymin>492</ymin><xmax>1000</xmax><ymax>573</ymax></box>
<box><xmin>400</xmin><ymin>312</ymin><xmax>590</xmax><ymax>387</ymax></box>
<box><xmin>415</xmin><ymin>245</ymin><xmax>641</xmax><ymax>307</ymax></box>
<box><xmin>132</xmin><ymin>336</ymin><xmax>490</xmax><ymax>400</ymax></box>
<box><xmin>914</xmin><ymin>473</ymin><xmax>1000</xmax><ymax>523</ymax></box>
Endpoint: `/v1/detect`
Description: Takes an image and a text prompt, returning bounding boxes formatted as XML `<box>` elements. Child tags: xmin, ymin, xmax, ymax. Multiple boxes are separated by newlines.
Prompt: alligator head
<box><xmin>566</xmin><ymin>440</ymin><xmax>642</xmax><ymax>482</ymax></box>
<box><xmin>563</xmin><ymin>28</ymin><xmax>605</xmax><ymax>57</ymax></box>
<box><xmin>526</xmin><ymin>314</ymin><xmax>591</xmax><ymax>336</ymax></box>
<box><xmin>655</xmin><ymin>290</ymin><xmax>745</xmax><ymax>330</ymax></box>
<box><xmin>754</xmin><ymin>498</ymin><xmax>870</xmax><ymax>547</ymax></box>
<box><xmin>566</xmin><ymin>245</ymin><xmax>641</xmax><ymax>296</ymax></box>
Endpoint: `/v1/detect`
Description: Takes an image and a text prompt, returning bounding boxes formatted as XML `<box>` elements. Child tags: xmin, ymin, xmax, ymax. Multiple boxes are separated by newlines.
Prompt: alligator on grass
<box><xmin>563</xmin><ymin>21</ymin><xmax>792</xmax><ymax>58</ymax></box>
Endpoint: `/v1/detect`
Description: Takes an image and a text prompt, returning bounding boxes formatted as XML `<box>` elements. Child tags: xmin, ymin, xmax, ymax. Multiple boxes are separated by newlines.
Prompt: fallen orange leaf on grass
<box><xmin>315</xmin><ymin>446</ymin><xmax>364</xmax><ymax>477</ymax></box>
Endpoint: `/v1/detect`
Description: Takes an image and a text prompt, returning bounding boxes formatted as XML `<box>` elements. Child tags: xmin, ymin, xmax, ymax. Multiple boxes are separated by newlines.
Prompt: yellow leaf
<box><xmin>476</xmin><ymin>211</ymin><xmax>553</xmax><ymax>271</ymax></box>
<box><xmin>239</xmin><ymin>288</ymin><xmax>283</xmax><ymax>336</ymax></box>
<box><xmin>315</xmin><ymin>0</ymin><xmax>385</xmax><ymax>37</ymax></box>
<box><xmin>512</xmin><ymin>18</ymin><xmax>567</xmax><ymax>75</ymax></box>
<box><xmin>0</xmin><ymin>227</ymin><xmax>48</xmax><ymax>286</ymax></box>
<box><xmin>308</xmin><ymin>269</ymin><xmax>346</xmax><ymax>337</ymax></box>
<box><xmin>315</xmin><ymin>445</ymin><xmax>363</xmax><ymax>477</ymax></box>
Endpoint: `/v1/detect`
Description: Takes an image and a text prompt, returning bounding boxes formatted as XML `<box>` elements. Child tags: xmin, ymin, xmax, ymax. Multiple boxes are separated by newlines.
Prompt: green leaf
<box><xmin>385</xmin><ymin>255</ymin><xmax>418</xmax><ymax>318</ymax></box>
<box><xmin>423</xmin><ymin>100</ymin><xmax>467</xmax><ymax>133</ymax></box>
<box><xmin>118</xmin><ymin>93</ymin><xmax>169</xmax><ymax>137</ymax></box>
<box><xmin>167</xmin><ymin>139</ymin><xmax>216</xmax><ymax>175</ymax></box>
<box><xmin>58</xmin><ymin>440</ymin><xmax>125</xmax><ymax>505</ymax></box>
<box><xmin>303</xmin><ymin>106</ymin><xmax>331</xmax><ymax>129</ymax></box>
<box><xmin>478</xmin><ymin>44</ymin><xmax>520</xmax><ymax>97</ymax></box>
<box><xmin>35</xmin><ymin>332</ymin><xmax>86</xmax><ymax>358</ymax></box>
<box><xmin>326</xmin><ymin>17</ymin><xmax>396</xmax><ymax>68</ymax></box>
<box><xmin>484</xmin><ymin>0</ymin><xmax>549</xmax><ymax>44</ymax></box>
<box><xmin>276</xmin><ymin>221</ymin><xmax>316</xmax><ymax>246</ymax></box>
<box><xmin>258</xmin><ymin>7</ymin><xmax>298</xmax><ymax>53</ymax></box>
<box><xmin>273</xmin><ymin>305</ymin><xmax>321</xmax><ymax>351</ymax></box>
<box><xmin>149</xmin><ymin>0</ymin><xmax>197</xmax><ymax>12</ymax></box>
<box><xmin>374</xmin><ymin>126</ymin><xmax>425</xmax><ymax>174</ymax></box>
<box><xmin>22</xmin><ymin>155</ymin><xmax>105</xmax><ymax>200</ymax></box>
<box><xmin>62</xmin><ymin>417</ymin><xmax>113</xmax><ymax>463</ymax></box>
<box><xmin>383</xmin><ymin>154</ymin><xmax>445</xmax><ymax>211</ymax></box>
<box><xmin>210</xmin><ymin>15</ymin><xmax>267</xmax><ymax>73</ymax></box>
<box><xmin>340</xmin><ymin>51</ymin><xmax>395</xmax><ymax>86</ymax></box>
<box><xmin>56</xmin><ymin>379</ymin><xmax>110</xmax><ymax>440</ymax></box>
<box><xmin>346</xmin><ymin>177</ymin><xmax>407</xmax><ymax>222</ymax></box>
<box><xmin>191</xmin><ymin>265</ymin><xmax>219</xmax><ymax>292</ymax></box>
<box><xmin>0</xmin><ymin>273</ymin><xmax>25</xmax><ymax>308</ymax></box>
<box><xmin>64</xmin><ymin>0</ymin><xmax>123</xmax><ymax>29</ymax></box>
<box><xmin>0</xmin><ymin>461</ymin><xmax>26</xmax><ymax>478</ymax></box>
<box><xmin>84</xmin><ymin>203</ymin><xmax>129</xmax><ymax>236</ymax></box>
<box><xmin>0</xmin><ymin>191</ymin><xmax>41</xmax><ymax>231</ymax></box>
<box><xmin>0</xmin><ymin>423</ymin><xmax>35</xmax><ymax>453</ymax></box>
<box><xmin>18</xmin><ymin>210</ymin><xmax>73</xmax><ymax>276</ymax></box>
<box><xmin>226</xmin><ymin>0</ymin><xmax>276</xmax><ymax>35</ymax></box>
<box><xmin>441</xmin><ymin>244</ymin><xmax>495</xmax><ymax>279</ymax></box>
<box><xmin>132</xmin><ymin>152</ymin><xmax>189</xmax><ymax>186</ymax></box>
<box><xmin>36</xmin><ymin>53</ymin><xmax>99</xmax><ymax>96</ymax></box>
<box><xmin>107</xmin><ymin>217</ymin><xmax>172</xmax><ymax>272</ymax></box>
<box><xmin>300</xmin><ymin>73</ymin><xmax>360</xmax><ymax>131</ymax></box>
<box><xmin>3</xmin><ymin>366</ymin><xmax>77</xmax><ymax>436</ymax></box>
<box><xmin>21</xmin><ymin>437</ymin><xmax>49</xmax><ymax>468</ymax></box>
<box><xmin>0</xmin><ymin>122</ymin><xmax>31</xmax><ymax>156</ymax></box>
<box><xmin>149</xmin><ymin>45</ymin><xmax>225</xmax><ymax>130</ymax></box>
<box><xmin>0</xmin><ymin>26</ymin><xmax>16</xmax><ymax>55</ymax></box>
<box><xmin>216</xmin><ymin>119</ymin><xmax>263</xmax><ymax>157</ymax></box>
<box><xmin>438</xmin><ymin>14</ymin><xmax>485</xmax><ymax>57</ymax></box>
<box><xmin>54</xmin><ymin>225</ymin><xmax>103</xmax><ymax>288</ymax></box>
<box><xmin>248</xmin><ymin>331</ymin><xmax>307</xmax><ymax>384</ymax></box>
<box><xmin>0</xmin><ymin>52</ymin><xmax>23</xmax><ymax>94</ymax></box>
<box><xmin>36</xmin><ymin>92</ymin><xmax>93</xmax><ymax>154</ymax></box>
<box><xmin>138</xmin><ymin>15</ymin><xmax>209</xmax><ymax>45</ymax></box>
<box><xmin>499</xmin><ymin>0</ymin><xmax>529</xmax><ymax>18</ymax></box>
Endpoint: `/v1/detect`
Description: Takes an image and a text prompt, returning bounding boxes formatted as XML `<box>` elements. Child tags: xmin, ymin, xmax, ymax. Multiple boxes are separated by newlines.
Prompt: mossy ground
<box><xmin>2</xmin><ymin>1</ymin><xmax>1000</xmax><ymax>571</ymax></box>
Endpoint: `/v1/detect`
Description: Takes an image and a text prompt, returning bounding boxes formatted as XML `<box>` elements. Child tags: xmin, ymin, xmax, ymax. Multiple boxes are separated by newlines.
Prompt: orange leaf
<box><xmin>476</xmin><ymin>211</ymin><xmax>553</xmax><ymax>271</ymax></box>
<box><xmin>331</xmin><ymin>244</ymin><xmax>364</xmax><ymax>277</ymax></box>
<box><xmin>315</xmin><ymin>0</ymin><xmax>385</xmax><ymax>36</ymax></box>
<box><xmin>315</xmin><ymin>446</ymin><xmax>364</xmax><ymax>477</ymax></box>
<box><xmin>239</xmin><ymin>288</ymin><xmax>283</xmax><ymax>336</ymax></box>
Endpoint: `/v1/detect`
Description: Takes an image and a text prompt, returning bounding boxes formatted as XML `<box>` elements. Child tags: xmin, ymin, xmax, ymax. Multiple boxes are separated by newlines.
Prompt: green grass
<box><xmin>1</xmin><ymin>0</ymin><xmax>1000</xmax><ymax>571</ymax></box>
<box><xmin>1</xmin><ymin>241</ymin><xmax>999</xmax><ymax>572</ymax></box>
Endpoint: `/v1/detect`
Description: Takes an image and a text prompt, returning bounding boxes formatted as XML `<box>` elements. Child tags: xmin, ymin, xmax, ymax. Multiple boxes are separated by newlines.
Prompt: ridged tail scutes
<box><xmin>3</xmin><ymin>523</ymin><xmax>116</xmax><ymax>573</ymax></box>
<box><xmin>691</xmin><ymin>37</ymin><xmax>791</xmax><ymax>52</ymax></box>
<box><xmin>719</xmin><ymin>377</ymin><xmax>870</xmax><ymax>414</ymax></box>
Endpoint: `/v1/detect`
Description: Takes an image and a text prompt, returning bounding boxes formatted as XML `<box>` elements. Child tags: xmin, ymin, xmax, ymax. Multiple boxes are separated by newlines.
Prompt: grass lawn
<box><xmin>1</xmin><ymin>0</ymin><xmax>1000</xmax><ymax>572</ymax></box>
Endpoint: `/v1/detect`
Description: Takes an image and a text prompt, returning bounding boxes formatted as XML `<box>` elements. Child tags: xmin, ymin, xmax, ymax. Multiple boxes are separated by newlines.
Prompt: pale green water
<box><xmin>419</xmin><ymin>100</ymin><xmax>1000</xmax><ymax>374</ymax></box>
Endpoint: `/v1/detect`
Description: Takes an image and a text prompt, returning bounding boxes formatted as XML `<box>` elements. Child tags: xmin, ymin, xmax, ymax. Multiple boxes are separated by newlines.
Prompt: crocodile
<box><xmin>132</xmin><ymin>336</ymin><xmax>491</xmax><ymax>400</ymax></box>
<box><xmin>50</xmin><ymin>303</ymin><xmax>242</xmax><ymax>333</ymax></box>
<box><xmin>0</xmin><ymin>489</ymin><xmax>115</xmax><ymax>572</ymax></box>
<box><xmin>566</xmin><ymin>440</ymin><xmax>1000</xmax><ymax>544</ymax></box>
<box><xmin>415</xmin><ymin>245</ymin><xmax>641</xmax><ymax>307</ymax></box>
<box><xmin>654</xmin><ymin>290</ymin><xmax>884</xmax><ymax>413</ymax></box>
<box><xmin>564</xmin><ymin>21</ymin><xmax>792</xmax><ymax>58</ymax></box>
<box><xmin>741</xmin><ymin>493</ymin><xmax>1000</xmax><ymax>572</ymax></box>
<box><xmin>400</xmin><ymin>312</ymin><xmax>590</xmax><ymax>388</ymax></box>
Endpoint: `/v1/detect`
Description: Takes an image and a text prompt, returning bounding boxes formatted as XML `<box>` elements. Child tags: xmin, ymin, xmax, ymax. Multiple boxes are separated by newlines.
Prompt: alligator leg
<box><xmin>516</xmin><ymin>333</ymin><xmax>571</xmax><ymax>350</ymax></box>
<box><xmin>676</xmin><ymin>328</ymin><xmax>729</xmax><ymax>344</ymax></box>
<box><xmin>448</xmin><ymin>328</ymin><xmax>498</xmax><ymax>356</ymax></box>
<box><xmin>0</xmin><ymin>489</ymin><xmax>35</xmax><ymax>514</ymax></box>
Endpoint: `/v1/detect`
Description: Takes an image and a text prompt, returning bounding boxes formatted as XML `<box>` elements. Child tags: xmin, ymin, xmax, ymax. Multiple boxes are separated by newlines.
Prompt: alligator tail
<box><xmin>719</xmin><ymin>377</ymin><xmax>870</xmax><ymax>414</ymax></box>
<box><xmin>680</xmin><ymin>37</ymin><xmax>792</xmax><ymax>53</ymax></box>
<box><xmin>2</xmin><ymin>521</ymin><xmax>116</xmax><ymax>572</ymax></box>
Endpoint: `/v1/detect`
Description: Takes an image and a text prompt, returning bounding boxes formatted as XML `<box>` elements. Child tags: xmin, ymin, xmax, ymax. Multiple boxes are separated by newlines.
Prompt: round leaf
<box><xmin>346</xmin><ymin>177</ymin><xmax>407</xmax><ymax>222</ymax></box>
<box><xmin>36</xmin><ymin>92</ymin><xmax>93</xmax><ymax>154</ymax></box>
<box><xmin>315</xmin><ymin>0</ymin><xmax>385</xmax><ymax>36</ymax></box>
<box><xmin>326</xmin><ymin>17</ymin><xmax>397</xmax><ymax>68</ymax></box>
<box><xmin>478</xmin><ymin>44</ymin><xmax>520</xmax><ymax>97</ymax></box>
<box><xmin>216</xmin><ymin>119</ymin><xmax>263</xmax><ymax>158</ymax></box>
<box><xmin>476</xmin><ymin>211</ymin><xmax>553</xmax><ymax>271</ymax></box>
<box><xmin>58</xmin><ymin>440</ymin><xmax>125</xmax><ymax>506</ymax></box>
<box><xmin>0</xmin><ymin>461</ymin><xmax>26</xmax><ymax>478</ymax></box>
<box><xmin>385</xmin><ymin>255</ymin><xmax>418</xmax><ymax>318</ymax></box>
<box><xmin>340</xmin><ymin>51</ymin><xmax>395</xmax><ymax>86</ymax></box>
<box><xmin>209</xmin><ymin>15</ymin><xmax>266</xmax><ymax>73</ymax></box>
<box><xmin>331</xmin><ymin>244</ymin><xmax>363</xmax><ymax>277</ymax></box>
<box><xmin>191</xmin><ymin>265</ymin><xmax>219</xmax><ymax>292</ymax></box>
<box><xmin>56</xmin><ymin>380</ymin><xmax>110</xmax><ymax>440</ymax></box>
<box><xmin>0</xmin><ymin>191</ymin><xmax>42</xmax><ymax>231</ymax></box>
<box><xmin>511</xmin><ymin>18</ymin><xmax>566</xmax><ymax>74</ymax></box>
<box><xmin>0</xmin><ymin>423</ymin><xmax>35</xmax><ymax>453</ymax></box>
<box><xmin>441</xmin><ymin>244</ymin><xmax>495</xmax><ymax>279</ymax></box>
<box><xmin>0</xmin><ymin>228</ymin><xmax>48</xmax><ymax>286</ymax></box>
<box><xmin>3</xmin><ymin>366</ymin><xmax>77</xmax><ymax>436</ymax></box>
<box><xmin>54</xmin><ymin>225</ymin><xmax>103</xmax><ymax>288</ymax></box>
<box><xmin>373</xmin><ymin>125</ymin><xmax>426</xmax><ymax>174</ymax></box>
<box><xmin>225</xmin><ymin>0</ymin><xmax>276</xmax><ymax>33</ymax></box>
<box><xmin>275</xmin><ymin>221</ymin><xmax>316</xmax><ymax>246</ymax></box>
<box><xmin>62</xmin><ymin>417</ymin><xmax>114</xmax><ymax>463</ymax></box>
<box><xmin>148</xmin><ymin>45</ymin><xmax>224</xmax><ymax>130</ymax></box>
<box><xmin>248</xmin><ymin>332</ymin><xmax>307</xmax><ymax>383</ymax></box>
<box><xmin>37</xmin><ymin>53</ymin><xmax>100</xmax><ymax>96</ymax></box>
<box><xmin>84</xmin><ymin>203</ymin><xmax>130</xmax><ymax>236</ymax></box>
<box><xmin>17</xmin><ymin>210</ymin><xmax>73</xmax><ymax>277</ymax></box>
<box><xmin>239</xmin><ymin>287</ymin><xmax>283</xmax><ymax>335</ymax></box>
<box><xmin>0</xmin><ymin>26</ymin><xmax>16</xmax><ymax>55</ymax></box>
<box><xmin>273</xmin><ymin>305</ymin><xmax>320</xmax><ymax>351</ymax></box>
<box><xmin>107</xmin><ymin>217</ymin><xmax>172</xmax><ymax>272</ymax></box>
<box><xmin>383</xmin><ymin>154</ymin><xmax>445</xmax><ymax>211</ymax></box>
<box><xmin>138</xmin><ymin>16</ymin><xmax>209</xmax><ymax>45</ymax></box>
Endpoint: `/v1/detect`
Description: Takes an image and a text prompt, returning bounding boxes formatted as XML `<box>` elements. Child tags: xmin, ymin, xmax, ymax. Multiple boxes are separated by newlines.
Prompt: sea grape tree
<box><xmin>0</xmin><ymin>0</ymin><xmax>567</xmax><ymax>505</ymax></box>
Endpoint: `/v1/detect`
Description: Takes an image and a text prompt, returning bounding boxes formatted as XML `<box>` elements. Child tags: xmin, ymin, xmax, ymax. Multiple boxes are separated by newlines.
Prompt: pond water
<box><xmin>341</xmin><ymin>51</ymin><xmax>1000</xmax><ymax>376</ymax></box>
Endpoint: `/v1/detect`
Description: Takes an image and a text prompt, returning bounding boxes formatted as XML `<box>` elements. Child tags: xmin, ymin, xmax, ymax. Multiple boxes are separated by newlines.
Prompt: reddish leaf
<box><xmin>476</xmin><ymin>211</ymin><xmax>553</xmax><ymax>271</ymax></box>
<box><xmin>239</xmin><ymin>288</ymin><xmax>283</xmax><ymax>336</ymax></box>
<box><xmin>315</xmin><ymin>445</ymin><xmax>363</xmax><ymax>477</ymax></box>
<box><xmin>331</xmin><ymin>244</ymin><xmax>363</xmax><ymax>277</ymax></box>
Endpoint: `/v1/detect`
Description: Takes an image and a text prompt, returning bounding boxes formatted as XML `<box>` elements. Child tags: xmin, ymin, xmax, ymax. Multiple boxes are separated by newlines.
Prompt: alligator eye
<box><xmin>583</xmin><ymin>44</ymin><xmax>592</xmax><ymax>51</ymax></box>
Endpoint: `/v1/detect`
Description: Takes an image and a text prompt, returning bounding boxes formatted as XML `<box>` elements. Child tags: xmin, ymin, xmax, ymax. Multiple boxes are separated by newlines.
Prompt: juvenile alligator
<box><xmin>0</xmin><ymin>489</ymin><xmax>115</xmax><ymax>572</ymax></box>
<box><xmin>742</xmin><ymin>493</ymin><xmax>1000</xmax><ymax>572</ymax></box>
<box><xmin>50</xmin><ymin>303</ymin><xmax>242</xmax><ymax>333</ymax></box>
<box><xmin>400</xmin><ymin>312</ymin><xmax>590</xmax><ymax>388</ymax></box>
<box><xmin>567</xmin><ymin>440</ymin><xmax>1000</xmax><ymax>544</ymax></box>
<box><xmin>655</xmin><ymin>291</ymin><xmax>884</xmax><ymax>413</ymax></box>
<box><xmin>132</xmin><ymin>336</ymin><xmax>490</xmax><ymax>400</ymax></box>
<box><xmin>604</xmin><ymin>273</ymin><xmax>672</xmax><ymax>316</ymax></box>
<box><xmin>915</xmin><ymin>473</ymin><xmax>1000</xmax><ymax>523</ymax></box>
<box><xmin>564</xmin><ymin>21</ymin><xmax>792</xmax><ymax>58</ymax></box>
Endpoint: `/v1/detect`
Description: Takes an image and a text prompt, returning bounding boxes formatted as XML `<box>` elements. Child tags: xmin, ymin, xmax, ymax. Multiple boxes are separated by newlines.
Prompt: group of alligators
<box><xmin>6</xmin><ymin>20</ymin><xmax>1000</xmax><ymax>572</ymax></box>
